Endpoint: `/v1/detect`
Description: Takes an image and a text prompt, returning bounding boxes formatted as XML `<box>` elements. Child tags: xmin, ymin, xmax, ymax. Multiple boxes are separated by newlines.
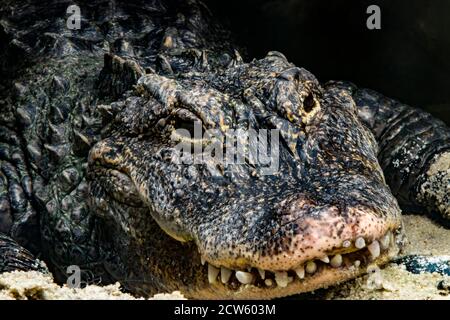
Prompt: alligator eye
<box><xmin>168</xmin><ymin>108</ymin><xmax>203</xmax><ymax>137</ymax></box>
<box><xmin>169</xmin><ymin>117</ymin><xmax>205</xmax><ymax>144</ymax></box>
<box><xmin>173</xmin><ymin>118</ymin><xmax>197</xmax><ymax>137</ymax></box>
<box><xmin>303</xmin><ymin>93</ymin><xmax>316</xmax><ymax>113</ymax></box>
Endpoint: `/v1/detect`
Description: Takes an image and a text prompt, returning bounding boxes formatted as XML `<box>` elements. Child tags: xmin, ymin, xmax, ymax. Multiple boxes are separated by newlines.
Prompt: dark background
<box><xmin>206</xmin><ymin>0</ymin><xmax>450</xmax><ymax>125</ymax></box>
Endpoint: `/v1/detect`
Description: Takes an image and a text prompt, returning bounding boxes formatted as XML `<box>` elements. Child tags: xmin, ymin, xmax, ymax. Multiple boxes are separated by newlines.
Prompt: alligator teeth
<box><xmin>355</xmin><ymin>237</ymin><xmax>366</xmax><ymax>249</ymax></box>
<box><xmin>368</xmin><ymin>240</ymin><xmax>380</xmax><ymax>259</ymax></box>
<box><xmin>235</xmin><ymin>271</ymin><xmax>254</xmax><ymax>284</ymax></box>
<box><xmin>380</xmin><ymin>232</ymin><xmax>391</xmax><ymax>250</ymax></box>
<box><xmin>208</xmin><ymin>264</ymin><xmax>220</xmax><ymax>284</ymax></box>
<box><xmin>295</xmin><ymin>265</ymin><xmax>305</xmax><ymax>279</ymax></box>
<box><xmin>305</xmin><ymin>261</ymin><xmax>317</xmax><ymax>274</ymax></box>
<box><xmin>330</xmin><ymin>254</ymin><xmax>343</xmax><ymax>268</ymax></box>
<box><xmin>342</xmin><ymin>240</ymin><xmax>351</xmax><ymax>248</ymax></box>
<box><xmin>220</xmin><ymin>267</ymin><xmax>232</xmax><ymax>284</ymax></box>
<box><xmin>203</xmin><ymin>231</ymin><xmax>395</xmax><ymax>287</ymax></box>
<box><xmin>274</xmin><ymin>271</ymin><xmax>288</xmax><ymax>287</ymax></box>
<box><xmin>257</xmin><ymin>268</ymin><xmax>265</xmax><ymax>279</ymax></box>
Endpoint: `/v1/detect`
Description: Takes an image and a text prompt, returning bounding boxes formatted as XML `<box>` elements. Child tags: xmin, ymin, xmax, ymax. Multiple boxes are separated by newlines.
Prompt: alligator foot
<box><xmin>0</xmin><ymin>233</ymin><xmax>48</xmax><ymax>274</ymax></box>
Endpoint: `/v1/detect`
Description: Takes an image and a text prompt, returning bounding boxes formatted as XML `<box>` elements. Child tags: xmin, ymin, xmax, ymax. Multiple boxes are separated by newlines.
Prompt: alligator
<box><xmin>0</xmin><ymin>0</ymin><xmax>449</xmax><ymax>299</ymax></box>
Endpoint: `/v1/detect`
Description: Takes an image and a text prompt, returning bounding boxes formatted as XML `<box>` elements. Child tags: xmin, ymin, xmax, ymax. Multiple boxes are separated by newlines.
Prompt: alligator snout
<box><xmin>193</xmin><ymin>182</ymin><xmax>403</xmax><ymax>289</ymax></box>
<box><xmin>204</xmin><ymin>201</ymin><xmax>401</xmax><ymax>269</ymax></box>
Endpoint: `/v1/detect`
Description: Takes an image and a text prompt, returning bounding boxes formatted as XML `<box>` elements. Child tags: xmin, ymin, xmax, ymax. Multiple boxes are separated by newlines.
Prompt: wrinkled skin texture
<box><xmin>0</xmin><ymin>0</ymin><xmax>448</xmax><ymax>299</ymax></box>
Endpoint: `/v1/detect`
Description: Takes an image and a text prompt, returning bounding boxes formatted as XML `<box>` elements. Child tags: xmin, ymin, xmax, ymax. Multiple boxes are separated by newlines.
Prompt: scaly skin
<box><xmin>0</xmin><ymin>0</ymin><xmax>448</xmax><ymax>299</ymax></box>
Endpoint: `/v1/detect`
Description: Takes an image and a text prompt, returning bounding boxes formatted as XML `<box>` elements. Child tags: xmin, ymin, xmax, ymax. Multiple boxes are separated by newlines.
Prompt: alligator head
<box><xmin>88</xmin><ymin>51</ymin><xmax>403</xmax><ymax>299</ymax></box>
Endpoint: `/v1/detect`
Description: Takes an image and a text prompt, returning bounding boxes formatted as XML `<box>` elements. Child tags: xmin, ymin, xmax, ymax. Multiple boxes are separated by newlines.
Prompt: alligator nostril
<box><xmin>303</xmin><ymin>93</ymin><xmax>315</xmax><ymax>113</ymax></box>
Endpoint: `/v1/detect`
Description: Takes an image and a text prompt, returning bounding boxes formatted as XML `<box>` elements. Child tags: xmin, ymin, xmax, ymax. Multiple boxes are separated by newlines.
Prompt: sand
<box><xmin>0</xmin><ymin>214</ymin><xmax>448</xmax><ymax>300</ymax></box>
<box><xmin>0</xmin><ymin>270</ymin><xmax>186</xmax><ymax>300</ymax></box>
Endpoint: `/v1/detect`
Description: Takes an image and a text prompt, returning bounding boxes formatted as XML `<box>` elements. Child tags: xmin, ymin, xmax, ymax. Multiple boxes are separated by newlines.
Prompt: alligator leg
<box><xmin>327</xmin><ymin>82</ymin><xmax>450</xmax><ymax>223</ymax></box>
<box><xmin>0</xmin><ymin>127</ymin><xmax>48</xmax><ymax>273</ymax></box>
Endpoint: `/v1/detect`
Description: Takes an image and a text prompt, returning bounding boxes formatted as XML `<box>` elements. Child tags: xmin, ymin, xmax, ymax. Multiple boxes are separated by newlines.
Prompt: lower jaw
<box><xmin>183</xmin><ymin>234</ymin><xmax>403</xmax><ymax>299</ymax></box>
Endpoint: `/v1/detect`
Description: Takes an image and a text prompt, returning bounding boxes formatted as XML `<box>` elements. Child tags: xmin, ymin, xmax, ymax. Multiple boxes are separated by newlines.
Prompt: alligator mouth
<box><xmin>195</xmin><ymin>227</ymin><xmax>403</xmax><ymax>299</ymax></box>
<box><xmin>88</xmin><ymin>141</ymin><xmax>404</xmax><ymax>299</ymax></box>
<box><xmin>184</xmin><ymin>194</ymin><xmax>404</xmax><ymax>299</ymax></box>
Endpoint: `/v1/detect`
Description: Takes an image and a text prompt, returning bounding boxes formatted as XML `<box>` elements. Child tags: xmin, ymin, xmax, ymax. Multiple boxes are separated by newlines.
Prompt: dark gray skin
<box><xmin>0</xmin><ymin>0</ymin><xmax>448</xmax><ymax>299</ymax></box>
